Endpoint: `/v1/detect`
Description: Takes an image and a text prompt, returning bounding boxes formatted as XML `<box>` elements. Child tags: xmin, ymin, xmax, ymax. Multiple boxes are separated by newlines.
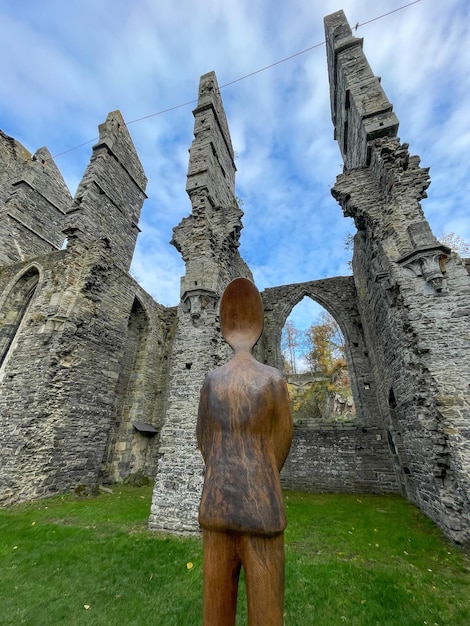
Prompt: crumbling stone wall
<box><xmin>0</xmin><ymin>230</ymin><xmax>176</xmax><ymax>504</ymax></box>
<box><xmin>259</xmin><ymin>278</ymin><xmax>399</xmax><ymax>495</ymax></box>
<box><xmin>0</xmin><ymin>112</ymin><xmax>174</xmax><ymax>504</ymax></box>
<box><xmin>148</xmin><ymin>72</ymin><xmax>253</xmax><ymax>533</ymax></box>
<box><xmin>325</xmin><ymin>10</ymin><xmax>470</xmax><ymax>544</ymax></box>
<box><xmin>282</xmin><ymin>425</ymin><xmax>398</xmax><ymax>494</ymax></box>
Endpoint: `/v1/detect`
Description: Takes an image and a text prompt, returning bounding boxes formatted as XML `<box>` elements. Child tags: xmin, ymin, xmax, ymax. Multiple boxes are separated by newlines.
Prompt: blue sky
<box><xmin>1</xmin><ymin>0</ymin><xmax>469</xmax><ymax>332</ymax></box>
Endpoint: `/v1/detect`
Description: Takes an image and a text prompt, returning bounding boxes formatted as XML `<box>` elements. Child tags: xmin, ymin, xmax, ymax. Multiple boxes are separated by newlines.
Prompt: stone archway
<box><xmin>259</xmin><ymin>277</ymin><xmax>399</xmax><ymax>495</ymax></box>
<box><xmin>260</xmin><ymin>276</ymin><xmax>381</xmax><ymax>428</ymax></box>
<box><xmin>103</xmin><ymin>296</ymin><xmax>153</xmax><ymax>482</ymax></box>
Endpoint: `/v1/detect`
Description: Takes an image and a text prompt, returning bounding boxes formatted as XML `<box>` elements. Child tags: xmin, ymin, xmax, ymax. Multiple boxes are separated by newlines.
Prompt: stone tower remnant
<box><xmin>0</xmin><ymin>113</ymin><xmax>173</xmax><ymax>503</ymax></box>
<box><xmin>324</xmin><ymin>10</ymin><xmax>470</xmax><ymax>542</ymax></box>
<box><xmin>0</xmin><ymin>12</ymin><xmax>469</xmax><ymax>546</ymax></box>
<box><xmin>148</xmin><ymin>72</ymin><xmax>252</xmax><ymax>533</ymax></box>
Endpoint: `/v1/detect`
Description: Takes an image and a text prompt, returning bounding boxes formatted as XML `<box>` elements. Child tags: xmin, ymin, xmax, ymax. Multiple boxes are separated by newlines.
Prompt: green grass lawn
<box><xmin>0</xmin><ymin>487</ymin><xmax>468</xmax><ymax>625</ymax></box>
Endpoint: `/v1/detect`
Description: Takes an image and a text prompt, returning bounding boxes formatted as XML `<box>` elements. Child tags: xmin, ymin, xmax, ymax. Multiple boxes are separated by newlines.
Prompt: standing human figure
<box><xmin>197</xmin><ymin>278</ymin><xmax>293</xmax><ymax>626</ymax></box>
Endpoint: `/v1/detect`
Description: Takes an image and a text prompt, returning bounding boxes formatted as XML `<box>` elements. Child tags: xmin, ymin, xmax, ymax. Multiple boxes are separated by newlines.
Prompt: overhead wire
<box><xmin>16</xmin><ymin>0</ymin><xmax>423</xmax><ymax>163</ymax></box>
<box><xmin>353</xmin><ymin>0</ymin><xmax>422</xmax><ymax>30</ymax></box>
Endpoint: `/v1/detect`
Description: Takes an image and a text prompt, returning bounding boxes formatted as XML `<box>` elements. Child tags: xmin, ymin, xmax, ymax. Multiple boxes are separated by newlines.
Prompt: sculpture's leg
<box><xmin>202</xmin><ymin>529</ymin><xmax>241</xmax><ymax>626</ymax></box>
<box><xmin>241</xmin><ymin>533</ymin><xmax>285</xmax><ymax>626</ymax></box>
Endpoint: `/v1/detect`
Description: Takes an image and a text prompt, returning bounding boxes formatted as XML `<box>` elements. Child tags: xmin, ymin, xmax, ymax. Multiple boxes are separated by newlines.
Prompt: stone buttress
<box><xmin>148</xmin><ymin>72</ymin><xmax>252</xmax><ymax>533</ymax></box>
<box><xmin>0</xmin><ymin>131</ymin><xmax>72</xmax><ymax>264</ymax></box>
<box><xmin>0</xmin><ymin>112</ymin><xmax>166</xmax><ymax>503</ymax></box>
<box><xmin>325</xmin><ymin>10</ymin><xmax>470</xmax><ymax>544</ymax></box>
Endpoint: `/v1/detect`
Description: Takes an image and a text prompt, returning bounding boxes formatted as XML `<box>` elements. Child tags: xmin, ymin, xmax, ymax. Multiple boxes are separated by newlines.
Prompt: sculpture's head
<box><xmin>219</xmin><ymin>278</ymin><xmax>264</xmax><ymax>353</ymax></box>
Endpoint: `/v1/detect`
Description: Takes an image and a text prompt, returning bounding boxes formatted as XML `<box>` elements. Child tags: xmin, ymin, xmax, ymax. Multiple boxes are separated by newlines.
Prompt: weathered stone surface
<box><xmin>282</xmin><ymin>426</ymin><xmax>398</xmax><ymax>494</ymax></box>
<box><xmin>324</xmin><ymin>10</ymin><xmax>398</xmax><ymax>169</ymax></box>
<box><xmin>66</xmin><ymin>111</ymin><xmax>148</xmax><ymax>272</ymax></box>
<box><xmin>148</xmin><ymin>72</ymin><xmax>252</xmax><ymax>534</ymax></box>
<box><xmin>1</xmin><ymin>14</ymin><xmax>469</xmax><ymax>548</ymax></box>
<box><xmin>0</xmin><ymin>113</ymin><xmax>171</xmax><ymax>505</ymax></box>
<box><xmin>0</xmin><ymin>132</ymin><xmax>72</xmax><ymax>264</ymax></box>
<box><xmin>325</xmin><ymin>10</ymin><xmax>470</xmax><ymax>544</ymax></box>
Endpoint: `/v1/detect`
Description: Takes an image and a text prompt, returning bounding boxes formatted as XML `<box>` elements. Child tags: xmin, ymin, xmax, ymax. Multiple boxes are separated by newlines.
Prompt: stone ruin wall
<box><xmin>0</xmin><ymin>11</ymin><xmax>469</xmax><ymax>546</ymax></box>
<box><xmin>325</xmin><ymin>10</ymin><xmax>470</xmax><ymax>543</ymax></box>
<box><xmin>341</xmin><ymin>154</ymin><xmax>470</xmax><ymax>539</ymax></box>
<box><xmin>260</xmin><ymin>277</ymin><xmax>399</xmax><ymax>496</ymax></box>
<box><xmin>0</xmin><ymin>115</ymin><xmax>176</xmax><ymax>504</ymax></box>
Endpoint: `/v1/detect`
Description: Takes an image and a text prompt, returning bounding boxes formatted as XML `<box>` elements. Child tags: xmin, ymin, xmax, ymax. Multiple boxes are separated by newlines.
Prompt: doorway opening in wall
<box><xmin>281</xmin><ymin>296</ymin><xmax>355</xmax><ymax>427</ymax></box>
<box><xmin>103</xmin><ymin>297</ymin><xmax>150</xmax><ymax>484</ymax></box>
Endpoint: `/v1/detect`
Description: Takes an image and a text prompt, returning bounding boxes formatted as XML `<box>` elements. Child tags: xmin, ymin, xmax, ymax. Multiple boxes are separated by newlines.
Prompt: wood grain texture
<box><xmin>197</xmin><ymin>353</ymin><xmax>292</xmax><ymax>534</ymax></box>
<box><xmin>197</xmin><ymin>278</ymin><xmax>293</xmax><ymax>625</ymax></box>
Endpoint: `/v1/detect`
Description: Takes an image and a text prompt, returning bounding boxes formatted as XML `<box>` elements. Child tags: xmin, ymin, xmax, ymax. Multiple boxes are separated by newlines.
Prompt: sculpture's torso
<box><xmin>197</xmin><ymin>353</ymin><xmax>289</xmax><ymax>535</ymax></box>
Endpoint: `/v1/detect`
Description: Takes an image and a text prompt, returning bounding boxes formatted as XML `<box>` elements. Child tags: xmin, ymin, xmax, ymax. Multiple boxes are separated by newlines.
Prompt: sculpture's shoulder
<box><xmin>260</xmin><ymin>362</ymin><xmax>285</xmax><ymax>380</ymax></box>
<box><xmin>204</xmin><ymin>364</ymin><xmax>227</xmax><ymax>382</ymax></box>
<box><xmin>250</xmin><ymin>359</ymin><xmax>286</xmax><ymax>385</ymax></box>
<box><xmin>201</xmin><ymin>365</ymin><xmax>228</xmax><ymax>391</ymax></box>
<box><xmin>206</xmin><ymin>356</ymin><xmax>285</xmax><ymax>387</ymax></box>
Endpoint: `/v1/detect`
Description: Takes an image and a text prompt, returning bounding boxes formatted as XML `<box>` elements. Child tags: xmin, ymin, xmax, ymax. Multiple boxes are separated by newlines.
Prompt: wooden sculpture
<box><xmin>197</xmin><ymin>278</ymin><xmax>293</xmax><ymax>626</ymax></box>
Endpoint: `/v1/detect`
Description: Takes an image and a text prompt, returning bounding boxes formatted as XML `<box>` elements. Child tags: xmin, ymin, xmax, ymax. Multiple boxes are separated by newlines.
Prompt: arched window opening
<box><xmin>0</xmin><ymin>267</ymin><xmax>40</xmax><ymax>377</ymax></box>
<box><xmin>281</xmin><ymin>296</ymin><xmax>355</xmax><ymax>426</ymax></box>
<box><xmin>104</xmin><ymin>297</ymin><xmax>150</xmax><ymax>482</ymax></box>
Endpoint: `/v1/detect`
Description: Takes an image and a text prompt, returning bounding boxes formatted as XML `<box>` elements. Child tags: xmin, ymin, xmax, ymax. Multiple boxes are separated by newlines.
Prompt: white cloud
<box><xmin>1</xmin><ymin>0</ymin><xmax>468</xmax><ymax>314</ymax></box>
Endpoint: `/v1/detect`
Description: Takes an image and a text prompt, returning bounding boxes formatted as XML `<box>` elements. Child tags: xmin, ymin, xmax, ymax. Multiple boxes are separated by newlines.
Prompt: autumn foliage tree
<box><xmin>304</xmin><ymin>312</ymin><xmax>345</xmax><ymax>375</ymax></box>
<box><xmin>282</xmin><ymin>319</ymin><xmax>300</xmax><ymax>374</ymax></box>
<box><xmin>440</xmin><ymin>231</ymin><xmax>470</xmax><ymax>256</ymax></box>
<box><xmin>283</xmin><ymin>311</ymin><xmax>354</xmax><ymax>423</ymax></box>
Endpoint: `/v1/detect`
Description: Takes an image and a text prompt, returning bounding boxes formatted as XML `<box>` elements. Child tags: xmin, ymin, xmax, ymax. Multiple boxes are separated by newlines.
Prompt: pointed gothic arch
<box><xmin>103</xmin><ymin>296</ymin><xmax>153</xmax><ymax>482</ymax></box>
<box><xmin>261</xmin><ymin>277</ymin><xmax>380</xmax><ymax>427</ymax></box>
<box><xmin>0</xmin><ymin>265</ymin><xmax>40</xmax><ymax>377</ymax></box>
<box><xmin>281</xmin><ymin>295</ymin><xmax>355</xmax><ymax>424</ymax></box>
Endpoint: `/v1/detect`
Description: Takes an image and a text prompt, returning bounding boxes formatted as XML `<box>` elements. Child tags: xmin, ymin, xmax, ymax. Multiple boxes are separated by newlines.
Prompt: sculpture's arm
<box><xmin>273</xmin><ymin>377</ymin><xmax>293</xmax><ymax>471</ymax></box>
<box><xmin>196</xmin><ymin>376</ymin><xmax>210</xmax><ymax>461</ymax></box>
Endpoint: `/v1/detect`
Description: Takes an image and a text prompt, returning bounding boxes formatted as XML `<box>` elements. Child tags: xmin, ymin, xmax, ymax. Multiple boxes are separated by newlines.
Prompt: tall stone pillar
<box><xmin>325</xmin><ymin>11</ymin><xmax>470</xmax><ymax>544</ymax></box>
<box><xmin>149</xmin><ymin>72</ymin><xmax>252</xmax><ymax>533</ymax></box>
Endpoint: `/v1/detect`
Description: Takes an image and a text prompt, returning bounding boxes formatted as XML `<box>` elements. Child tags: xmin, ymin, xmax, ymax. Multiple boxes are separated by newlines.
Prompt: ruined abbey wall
<box><xmin>148</xmin><ymin>73</ymin><xmax>254</xmax><ymax>533</ymax></box>
<box><xmin>1</xmin><ymin>11</ymin><xmax>469</xmax><ymax>546</ymax></box>
<box><xmin>325</xmin><ymin>11</ymin><xmax>470</xmax><ymax>542</ymax></box>
<box><xmin>282</xmin><ymin>425</ymin><xmax>398</xmax><ymax>494</ymax></box>
<box><xmin>0</xmin><ymin>116</ymin><xmax>175</xmax><ymax>504</ymax></box>
<box><xmin>259</xmin><ymin>277</ymin><xmax>399</xmax><ymax>495</ymax></box>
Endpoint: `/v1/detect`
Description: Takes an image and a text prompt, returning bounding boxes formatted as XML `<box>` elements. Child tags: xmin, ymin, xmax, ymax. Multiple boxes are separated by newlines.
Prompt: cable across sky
<box><xmin>50</xmin><ymin>0</ymin><xmax>422</xmax><ymax>161</ymax></box>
